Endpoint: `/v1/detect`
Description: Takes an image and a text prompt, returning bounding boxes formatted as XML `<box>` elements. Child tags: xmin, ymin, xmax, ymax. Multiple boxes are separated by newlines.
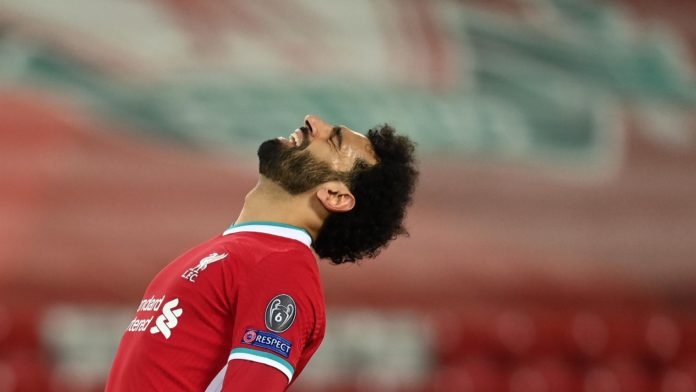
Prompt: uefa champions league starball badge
<box><xmin>265</xmin><ymin>294</ymin><xmax>296</xmax><ymax>333</ymax></box>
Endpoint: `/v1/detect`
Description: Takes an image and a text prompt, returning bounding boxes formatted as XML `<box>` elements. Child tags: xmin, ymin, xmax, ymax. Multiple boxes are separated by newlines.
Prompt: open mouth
<box><xmin>277</xmin><ymin>121</ymin><xmax>312</xmax><ymax>148</ymax></box>
<box><xmin>287</xmin><ymin>126</ymin><xmax>310</xmax><ymax>148</ymax></box>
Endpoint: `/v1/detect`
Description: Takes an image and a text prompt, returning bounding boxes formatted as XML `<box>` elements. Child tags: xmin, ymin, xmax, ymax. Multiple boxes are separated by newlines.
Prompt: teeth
<box><xmin>288</xmin><ymin>129</ymin><xmax>304</xmax><ymax>147</ymax></box>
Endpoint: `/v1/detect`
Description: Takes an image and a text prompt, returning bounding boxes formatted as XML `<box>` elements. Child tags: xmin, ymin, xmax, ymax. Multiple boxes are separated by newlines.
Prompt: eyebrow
<box><xmin>331</xmin><ymin>126</ymin><xmax>343</xmax><ymax>148</ymax></box>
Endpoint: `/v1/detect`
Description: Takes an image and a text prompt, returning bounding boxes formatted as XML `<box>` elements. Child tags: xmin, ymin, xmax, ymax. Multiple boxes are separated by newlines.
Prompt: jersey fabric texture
<box><xmin>105</xmin><ymin>222</ymin><xmax>326</xmax><ymax>391</ymax></box>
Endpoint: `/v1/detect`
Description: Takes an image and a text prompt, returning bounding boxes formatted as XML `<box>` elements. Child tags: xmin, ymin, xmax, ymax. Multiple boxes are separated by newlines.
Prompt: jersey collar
<box><xmin>222</xmin><ymin>221</ymin><xmax>313</xmax><ymax>248</ymax></box>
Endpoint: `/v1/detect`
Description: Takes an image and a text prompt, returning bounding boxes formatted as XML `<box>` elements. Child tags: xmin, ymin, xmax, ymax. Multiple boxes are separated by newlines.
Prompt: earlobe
<box><xmin>316</xmin><ymin>182</ymin><xmax>356</xmax><ymax>213</ymax></box>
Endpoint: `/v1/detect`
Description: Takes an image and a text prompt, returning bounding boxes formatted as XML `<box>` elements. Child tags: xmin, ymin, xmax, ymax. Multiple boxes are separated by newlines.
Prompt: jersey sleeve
<box><xmin>223</xmin><ymin>250</ymin><xmax>321</xmax><ymax>386</ymax></box>
<box><xmin>220</xmin><ymin>360</ymin><xmax>288</xmax><ymax>391</ymax></box>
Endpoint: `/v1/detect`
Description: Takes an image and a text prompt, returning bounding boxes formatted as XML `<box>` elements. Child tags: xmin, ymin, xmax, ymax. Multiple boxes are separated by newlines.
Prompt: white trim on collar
<box><xmin>222</xmin><ymin>222</ymin><xmax>312</xmax><ymax>248</ymax></box>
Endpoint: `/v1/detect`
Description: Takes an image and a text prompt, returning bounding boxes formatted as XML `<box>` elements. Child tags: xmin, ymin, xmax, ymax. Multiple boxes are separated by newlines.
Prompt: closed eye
<box><xmin>331</xmin><ymin>126</ymin><xmax>343</xmax><ymax>149</ymax></box>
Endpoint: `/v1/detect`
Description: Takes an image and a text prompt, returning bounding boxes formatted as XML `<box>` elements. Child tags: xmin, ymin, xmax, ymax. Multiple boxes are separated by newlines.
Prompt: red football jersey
<box><xmin>105</xmin><ymin>222</ymin><xmax>326</xmax><ymax>391</ymax></box>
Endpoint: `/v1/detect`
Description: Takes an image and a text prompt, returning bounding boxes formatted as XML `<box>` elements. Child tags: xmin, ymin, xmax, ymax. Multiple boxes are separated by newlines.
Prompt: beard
<box><xmin>257</xmin><ymin>138</ymin><xmax>346</xmax><ymax>195</ymax></box>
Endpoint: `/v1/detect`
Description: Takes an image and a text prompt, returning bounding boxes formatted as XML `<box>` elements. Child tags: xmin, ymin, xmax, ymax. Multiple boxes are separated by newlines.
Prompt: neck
<box><xmin>235</xmin><ymin>177</ymin><xmax>328</xmax><ymax>241</ymax></box>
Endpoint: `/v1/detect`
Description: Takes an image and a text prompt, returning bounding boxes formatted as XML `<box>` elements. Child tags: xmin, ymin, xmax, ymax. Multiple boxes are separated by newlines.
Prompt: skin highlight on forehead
<box><xmin>341</xmin><ymin>129</ymin><xmax>377</xmax><ymax>167</ymax></box>
<box><xmin>356</xmin><ymin>133</ymin><xmax>378</xmax><ymax>165</ymax></box>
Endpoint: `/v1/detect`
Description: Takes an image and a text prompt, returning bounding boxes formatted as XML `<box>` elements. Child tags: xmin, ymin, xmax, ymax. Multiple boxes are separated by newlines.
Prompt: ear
<box><xmin>316</xmin><ymin>181</ymin><xmax>356</xmax><ymax>213</ymax></box>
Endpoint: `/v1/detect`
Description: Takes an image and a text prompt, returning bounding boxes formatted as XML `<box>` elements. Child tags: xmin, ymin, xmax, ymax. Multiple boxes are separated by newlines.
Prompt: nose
<box><xmin>304</xmin><ymin>115</ymin><xmax>331</xmax><ymax>139</ymax></box>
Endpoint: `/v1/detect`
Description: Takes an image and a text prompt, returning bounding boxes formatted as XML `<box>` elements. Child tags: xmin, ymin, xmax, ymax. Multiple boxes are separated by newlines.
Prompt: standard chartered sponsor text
<box><xmin>126</xmin><ymin>295</ymin><xmax>166</xmax><ymax>333</ymax></box>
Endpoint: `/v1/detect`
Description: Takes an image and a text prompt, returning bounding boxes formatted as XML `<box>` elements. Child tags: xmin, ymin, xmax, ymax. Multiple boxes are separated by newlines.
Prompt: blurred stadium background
<box><xmin>1</xmin><ymin>0</ymin><xmax>695</xmax><ymax>391</ymax></box>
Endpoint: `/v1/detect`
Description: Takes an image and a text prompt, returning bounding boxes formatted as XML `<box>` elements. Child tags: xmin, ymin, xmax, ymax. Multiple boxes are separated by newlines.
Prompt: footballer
<box><xmin>105</xmin><ymin>115</ymin><xmax>418</xmax><ymax>391</ymax></box>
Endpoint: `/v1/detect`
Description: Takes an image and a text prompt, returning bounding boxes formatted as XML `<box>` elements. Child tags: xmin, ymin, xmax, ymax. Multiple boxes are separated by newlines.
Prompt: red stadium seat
<box><xmin>660</xmin><ymin>368</ymin><xmax>696</xmax><ymax>392</ymax></box>
<box><xmin>676</xmin><ymin>317</ymin><xmax>696</xmax><ymax>362</ymax></box>
<box><xmin>0</xmin><ymin>306</ymin><xmax>42</xmax><ymax>352</ymax></box>
<box><xmin>0</xmin><ymin>350</ymin><xmax>53</xmax><ymax>392</ymax></box>
<box><xmin>644</xmin><ymin>314</ymin><xmax>682</xmax><ymax>364</ymax></box>
<box><xmin>584</xmin><ymin>359</ymin><xmax>657</xmax><ymax>392</ymax></box>
<box><xmin>510</xmin><ymin>359</ymin><xmax>581</xmax><ymax>392</ymax></box>
<box><xmin>602</xmin><ymin>315</ymin><xmax>645</xmax><ymax>359</ymax></box>
<box><xmin>570</xmin><ymin>312</ymin><xmax>610</xmax><ymax>361</ymax></box>
<box><xmin>429</xmin><ymin>359</ymin><xmax>507</xmax><ymax>392</ymax></box>
<box><xmin>432</xmin><ymin>312</ymin><xmax>499</xmax><ymax>363</ymax></box>
<box><xmin>494</xmin><ymin>310</ymin><xmax>537</xmax><ymax>360</ymax></box>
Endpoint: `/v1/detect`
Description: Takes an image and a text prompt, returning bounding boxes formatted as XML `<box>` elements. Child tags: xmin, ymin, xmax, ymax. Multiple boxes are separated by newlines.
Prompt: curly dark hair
<box><xmin>312</xmin><ymin>124</ymin><xmax>419</xmax><ymax>264</ymax></box>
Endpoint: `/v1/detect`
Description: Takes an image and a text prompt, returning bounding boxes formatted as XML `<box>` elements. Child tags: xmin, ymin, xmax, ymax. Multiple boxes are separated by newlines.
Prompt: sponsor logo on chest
<box><xmin>126</xmin><ymin>295</ymin><xmax>183</xmax><ymax>340</ymax></box>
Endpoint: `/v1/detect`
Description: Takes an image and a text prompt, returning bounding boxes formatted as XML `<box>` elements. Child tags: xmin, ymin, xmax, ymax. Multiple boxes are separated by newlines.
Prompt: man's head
<box><xmin>258</xmin><ymin>115</ymin><xmax>418</xmax><ymax>263</ymax></box>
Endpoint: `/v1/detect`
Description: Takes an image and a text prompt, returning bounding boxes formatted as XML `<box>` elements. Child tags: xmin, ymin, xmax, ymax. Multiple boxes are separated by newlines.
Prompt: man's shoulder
<box><xmin>214</xmin><ymin>231</ymin><xmax>315</xmax><ymax>261</ymax></box>
<box><xmin>221</xmin><ymin>233</ymin><xmax>321</xmax><ymax>290</ymax></box>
